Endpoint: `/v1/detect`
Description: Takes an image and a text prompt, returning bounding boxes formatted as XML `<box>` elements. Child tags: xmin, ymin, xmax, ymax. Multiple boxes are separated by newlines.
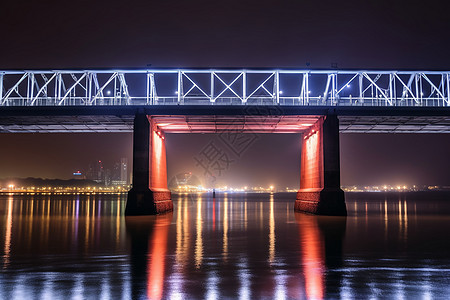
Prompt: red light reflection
<box><xmin>298</xmin><ymin>215</ymin><xmax>325</xmax><ymax>300</ymax></box>
<box><xmin>147</xmin><ymin>215</ymin><xmax>171</xmax><ymax>300</ymax></box>
<box><xmin>212</xmin><ymin>197</ymin><xmax>216</xmax><ymax>231</ymax></box>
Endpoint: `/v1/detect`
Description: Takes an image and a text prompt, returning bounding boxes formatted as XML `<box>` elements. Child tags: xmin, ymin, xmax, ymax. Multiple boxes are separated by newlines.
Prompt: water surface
<box><xmin>1</xmin><ymin>192</ymin><xmax>450</xmax><ymax>299</ymax></box>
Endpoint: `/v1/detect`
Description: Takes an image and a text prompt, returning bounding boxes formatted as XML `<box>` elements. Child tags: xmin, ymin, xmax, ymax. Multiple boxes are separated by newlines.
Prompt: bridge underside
<box><xmin>1</xmin><ymin>105</ymin><xmax>450</xmax><ymax>133</ymax></box>
<box><xmin>1</xmin><ymin>114</ymin><xmax>450</xmax><ymax>133</ymax></box>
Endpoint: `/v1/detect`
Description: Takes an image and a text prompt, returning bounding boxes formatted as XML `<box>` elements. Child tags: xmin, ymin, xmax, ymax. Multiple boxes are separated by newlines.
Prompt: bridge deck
<box><xmin>1</xmin><ymin>106</ymin><xmax>449</xmax><ymax>133</ymax></box>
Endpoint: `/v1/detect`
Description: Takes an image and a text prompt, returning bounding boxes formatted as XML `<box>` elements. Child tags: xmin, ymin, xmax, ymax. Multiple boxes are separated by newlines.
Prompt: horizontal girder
<box><xmin>151</xmin><ymin>115</ymin><xmax>320</xmax><ymax>133</ymax></box>
<box><xmin>1</xmin><ymin>113</ymin><xmax>449</xmax><ymax>134</ymax></box>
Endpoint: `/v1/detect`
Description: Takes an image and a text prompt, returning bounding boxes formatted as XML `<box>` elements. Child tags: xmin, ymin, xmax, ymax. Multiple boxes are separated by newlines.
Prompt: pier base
<box><xmin>295</xmin><ymin>188</ymin><xmax>346</xmax><ymax>216</ymax></box>
<box><xmin>126</xmin><ymin>189</ymin><xmax>173</xmax><ymax>215</ymax></box>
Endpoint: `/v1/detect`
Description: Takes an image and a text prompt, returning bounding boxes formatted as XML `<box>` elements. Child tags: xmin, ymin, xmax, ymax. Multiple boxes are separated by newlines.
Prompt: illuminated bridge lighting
<box><xmin>0</xmin><ymin>69</ymin><xmax>449</xmax><ymax>107</ymax></box>
<box><xmin>153</xmin><ymin>115</ymin><xmax>319</xmax><ymax>133</ymax></box>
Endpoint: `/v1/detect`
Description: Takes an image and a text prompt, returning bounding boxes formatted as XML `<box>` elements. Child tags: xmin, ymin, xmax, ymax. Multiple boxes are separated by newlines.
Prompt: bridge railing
<box><xmin>2</xmin><ymin>96</ymin><xmax>447</xmax><ymax>107</ymax></box>
<box><xmin>1</xmin><ymin>69</ymin><xmax>449</xmax><ymax>107</ymax></box>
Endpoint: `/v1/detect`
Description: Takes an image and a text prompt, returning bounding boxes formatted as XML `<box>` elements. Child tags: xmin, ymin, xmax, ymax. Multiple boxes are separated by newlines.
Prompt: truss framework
<box><xmin>1</xmin><ymin>69</ymin><xmax>450</xmax><ymax>107</ymax></box>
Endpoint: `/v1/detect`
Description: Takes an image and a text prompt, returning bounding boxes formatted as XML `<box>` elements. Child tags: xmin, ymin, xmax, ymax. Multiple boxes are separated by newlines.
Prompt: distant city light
<box><xmin>172</xmin><ymin>184</ymin><xmax>284</xmax><ymax>193</ymax></box>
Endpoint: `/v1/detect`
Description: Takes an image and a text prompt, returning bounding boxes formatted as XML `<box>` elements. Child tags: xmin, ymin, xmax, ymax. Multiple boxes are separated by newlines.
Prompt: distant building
<box><xmin>87</xmin><ymin>160</ymin><xmax>105</xmax><ymax>184</ymax></box>
<box><xmin>111</xmin><ymin>158</ymin><xmax>128</xmax><ymax>186</ymax></box>
<box><xmin>84</xmin><ymin>158</ymin><xmax>128</xmax><ymax>186</ymax></box>
<box><xmin>105</xmin><ymin>168</ymin><xmax>112</xmax><ymax>186</ymax></box>
<box><xmin>120</xmin><ymin>158</ymin><xmax>128</xmax><ymax>185</ymax></box>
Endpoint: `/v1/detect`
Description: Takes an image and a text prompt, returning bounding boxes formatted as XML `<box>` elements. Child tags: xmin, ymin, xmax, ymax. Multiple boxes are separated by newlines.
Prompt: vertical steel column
<box><xmin>447</xmin><ymin>74</ymin><xmax>450</xmax><ymax>106</ymax></box>
<box><xmin>210</xmin><ymin>72</ymin><xmax>215</xmax><ymax>103</ymax></box>
<box><xmin>275</xmin><ymin>71</ymin><xmax>280</xmax><ymax>104</ymax></box>
<box><xmin>389</xmin><ymin>73</ymin><xmax>394</xmax><ymax>106</ymax></box>
<box><xmin>305</xmin><ymin>72</ymin><xmax>309</xmax><ymax>104</ymax></box>
<box><xmin>243</xmin><ymin>71</ymin><xmax>246</xmax><ymax>103</ymax></box>
<box><xmin>146</xmin><ymin>72</ymin><xmax>150</xmax><ymax>104</ymax></box>
<box><xmin>84</xmin><ymin>73</ymin><xmax>88</xmax><ymax>104</ymax></box>
<box><xmin>419</xmin><ymin>74</ymin><xmax>423</xmax><ymax>105</ymax></box>
<box><xmin>359</xmin><ymin>73</ymin><xmax>363</xmax><ymax>104</ymax></box>
<box><xmin>55</xmin><ymin>73</ymin><xmax>59</xmax><ymax>104</ymax></box>
<box><xmin>0</xmin><ymin>73</ymin><xmax>4</xmax><ymax>103</ymax></box>
<box><xmin>177</xmin><ymin>71</ymin><xmax>182</xmax><ymax>104</ymax></box>
<box><xmin>415</xmin><ymin>74</ymin><xmax>420</xmax><ymax>106</ymax></box>
<box><xmin>331</xmin><ymin>74</ymin><xmax>336</xmax><ymax>104</ymax></box>
<box><xmin>149</xmin><ymin>73</ymin><xmax>155</xmax><ymax>105</ymax></box>
<box><xmin>323</xmin><ymin>75</ymin><xmax>330</xmax><ymax>104</ymax></box>
<box><xmin>88</xmin><ymin>73</ymin><xmax>93</xmax><ymax>105</ymax></box>
<box><xmin>118</xmin><ymin>74</ymin><xmax>123</xmax><ymax>104</ymax></box>
<box><xmin>59</xmin><ymin>73</ymin><xmax>63</xmax><ymax>104</ymax></box>
<box><xmin>113</xmin><ymin>75</ymin><xmax>117</xmax><ymax>104</ymax></box>
<box><xmin>27</xmin><ymin>73</ymin><xmax>34</xmax><ymax>105</ymax></box>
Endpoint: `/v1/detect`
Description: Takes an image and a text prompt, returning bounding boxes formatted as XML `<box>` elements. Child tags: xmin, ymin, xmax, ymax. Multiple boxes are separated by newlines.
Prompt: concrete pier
<box><xmin>125</xmin><ymin>114</ymin><xmax>173</xmax><ymax>215</ymax></box>
<box><xmin>295</xmin><ymin>115</ymin><xmax>347</xmax><ymax>216</ymax></box>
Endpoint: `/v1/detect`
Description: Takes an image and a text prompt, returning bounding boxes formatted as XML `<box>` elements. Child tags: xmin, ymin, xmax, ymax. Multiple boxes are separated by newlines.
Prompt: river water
<box><xmin>0</xmin><ymin>192</ymin><xmax>449</xmax><ymax>299</ymax></box>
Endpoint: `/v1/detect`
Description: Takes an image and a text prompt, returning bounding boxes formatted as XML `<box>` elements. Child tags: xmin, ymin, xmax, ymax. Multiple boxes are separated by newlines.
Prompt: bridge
<box><xmin>1</xmin><ymin>68</ymin><xmax>450</xmax><ymax>216</ymax></box>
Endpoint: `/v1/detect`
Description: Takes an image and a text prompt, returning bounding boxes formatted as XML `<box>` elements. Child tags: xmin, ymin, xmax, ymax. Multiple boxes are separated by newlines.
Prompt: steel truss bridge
<box><xmin>1</xmin><ymin>69</ymin><xmax>450</xmax><ymax>107</ymax></box>
<box><xmin>1</xmin><ymin>69</ymin><xmax>450</xmax><ymax>134</ymax></box>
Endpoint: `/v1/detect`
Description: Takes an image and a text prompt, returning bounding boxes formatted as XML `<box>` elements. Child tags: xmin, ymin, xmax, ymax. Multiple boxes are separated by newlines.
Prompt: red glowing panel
<box><xmin>301</xmin><ymin>127</ymin><xmax>323</xmax><ymax>189</ymax></box>
<box><xmin>152</xmin><ymin>116</ymin><xmax>320</xmax><ymax>133</ymax></box>
<box><xmin>150</xmin><ymin>125</ymin><xmax>168</xmax><ymax>190</ymax></box>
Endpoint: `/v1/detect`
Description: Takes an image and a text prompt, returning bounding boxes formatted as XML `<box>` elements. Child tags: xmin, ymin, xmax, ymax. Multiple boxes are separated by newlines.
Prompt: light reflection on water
<box><xmin>0</xmin><ymin>192</ymin><xmax>450</xmax><ymax>299</ymax></box>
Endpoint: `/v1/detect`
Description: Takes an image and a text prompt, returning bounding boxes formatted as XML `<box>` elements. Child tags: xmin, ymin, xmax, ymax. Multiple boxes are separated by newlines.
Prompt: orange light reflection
<box><xmin>147</xmin><ymin>215</ymin><xmax>171</xmax><ymax>300</ymax></box>
<box><xmin>3</xmin><ymin>196</ymin><xmax>13</xmax><ymax>269</ymax></box>
<box><xmin>212</xmin><ymin>197</ymin><xmax>216</xmax><ymax>232</ymax></box>
<box><xmin>299</xmin><ymin>215</ymin><xmax>325</xmax><ymax>300</ymax></box>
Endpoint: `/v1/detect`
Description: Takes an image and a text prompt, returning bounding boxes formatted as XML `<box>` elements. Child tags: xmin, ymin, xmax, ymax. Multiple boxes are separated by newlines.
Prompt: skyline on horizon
<box><xmin>1</xmin><ymin>132</ymin><xmax>449</xmax><ymax>189</ymax></box>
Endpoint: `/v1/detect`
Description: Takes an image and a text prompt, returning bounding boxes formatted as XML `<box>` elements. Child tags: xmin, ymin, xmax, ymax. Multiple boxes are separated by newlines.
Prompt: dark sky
<box><xmin>2</xmin><ymin>0</ymin><xmax>450</xmax><ymax>70</ymax></box>
<box><xmin>1</xmin><ymin>0</ymin><xmax>450</xmax><ymax>187</ymax></box>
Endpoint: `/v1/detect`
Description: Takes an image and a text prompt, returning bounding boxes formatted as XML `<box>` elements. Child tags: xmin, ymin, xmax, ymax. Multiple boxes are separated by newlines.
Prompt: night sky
<box><xmin>1</xmin><ymin>0</ymin><xmax>450</xmax><ymax>188</ymax></box>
